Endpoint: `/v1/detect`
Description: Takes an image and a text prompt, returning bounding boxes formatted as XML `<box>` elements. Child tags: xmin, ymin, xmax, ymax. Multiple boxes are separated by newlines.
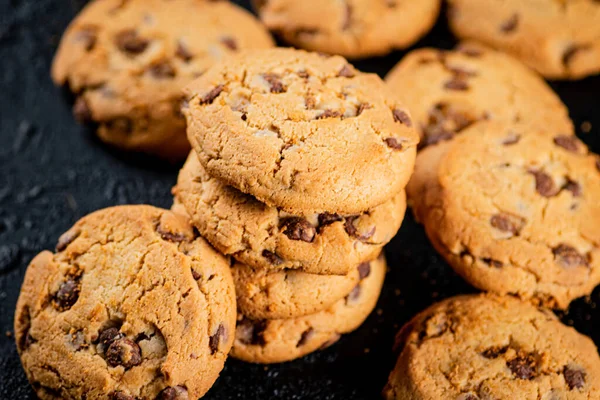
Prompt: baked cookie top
<box><xmin>385</xmin><ymin>43</ymin><xmax>573</xmax><ymax>149</ymax></box>
<box><xmin>51</xmin><ymin>0</ymin><xmax>274</xmax><ymax>159</ymax></box>
<box><xmin>253</xmin><ymin>0</ymin><xmax>440</xmax><ymax>59</ymax></box>
<box><xmin>173</xmin><ymin>152</ymin><xmax>406</xmax><ymax>275</ymax></box>
<box><xmin>14</xmin><ymin>205</ymin><xmax>236</xmax><ymax>400</ymax></box>
<box><xmin>384</xmin><ymin>294</ymin><xmax>600</xmax><ymax>399</ymax></box>
<box><xmin>407</xmin><ymin>121</ymin><xmax>600</xmax><ymax>308</ymax></box>
<box><xmin>183</xmin><ymin>48</ymin><xmax>418</xmax><ymax>214</ymax></box>
<box><xmin>447</xmin><ymin>0</ymin><xmax>600</xmax><ymax>79</ymax></box>
<box><xmin>230</xmin><ymin>254</ymin><xmax>386</xmax><ymax>364</ymax></box>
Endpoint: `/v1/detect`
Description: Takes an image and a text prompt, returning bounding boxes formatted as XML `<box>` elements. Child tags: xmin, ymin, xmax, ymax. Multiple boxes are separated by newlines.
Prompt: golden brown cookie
<box><xmin>447</xmin><ymin>0</ymin><xmax>600</xmax><ymax>80</ymax></box>
<box><xmin>253</xmin><ymin>0</ymin><xmax>441</xmax><ymax>59</ymax></box>
<box><xmin>173</xmin><ymin>151</ymin><xmax>406</xmax><ymax>275</ymax></box>
<box><xmin>230</xmin><ymin>254</ymin><xmax>386</xmax><ymax>364</ymax></box>
<box><xmin>14</xmin><ymin>205</ymin><xmax>236</xmax><ymax>399</ymax></box>
<box><xmin>51</xmin><ymin>0</ymin><xmax>274</xmax><ymax>160</ymax></box>
<box><xmin>384</xmin><ymin>294</ymin><xmax>600</xmax><ymax>399</ymax></box>
<box><xmin>407</xmin><ymin>121</ymin><xmax>600</xmax><ymax>309</ymax></box>
<box><xmin>385</xmin><ymin>43</ymin><xmax>574</xmax><ymax>149</ymax></box>
<box><xmin>183</xmin><ymin>48</ymin><xmax>418</xmax><ymax>214</ymax></box>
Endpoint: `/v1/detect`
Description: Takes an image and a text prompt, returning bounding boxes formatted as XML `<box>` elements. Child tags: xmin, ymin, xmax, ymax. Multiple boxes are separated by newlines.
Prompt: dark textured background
<box><xmin>1</xmin><ymin>1</ymin><xmax>599</xmax><ymax>399</ymax></box>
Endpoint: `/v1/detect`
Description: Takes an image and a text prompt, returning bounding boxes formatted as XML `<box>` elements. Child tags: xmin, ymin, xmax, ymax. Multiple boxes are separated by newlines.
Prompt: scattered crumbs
<box><xmin>566</xmin><ymin>319</ymin><xmax>574</xmax><ymax>326</ymax></box>
<box><xmin>5</xmin><ymin>331</ymin><xmax>12</xmax><ymax>338</ymax></box>
<box><xmin>364</xmin><ymin>348</ymin><xmax>370</xmax><ymax>354</ymax></box>
<box><xmin>376</xmin><ymin>308</ymin><xmax>383</xmax><ymax>316</ymax></box>
<box><xmin>394</xmin><ymin>289</ymin><xmax>401</xmax><ymax>296</ymax></box>
<box><xmin>581</xmin><ymin>121</ymin><xmax>592</xmax><ymax>133</ymax></box>
<box><xmin>263</xmin><ymin>366</ymin><xmax>269</xmax><ymax>371</ymax></box>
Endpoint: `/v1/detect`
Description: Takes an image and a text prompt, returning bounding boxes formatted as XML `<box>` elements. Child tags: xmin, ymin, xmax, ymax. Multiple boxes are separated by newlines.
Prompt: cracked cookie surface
<box><xmin>407</xmin><ymin>121</ymin><xmax>600</xmax><ymax>308</ymax></box>
<box><xmin>183</xmin><ymin>48</ymin><xmax>419</xmax><ymax>214</ymax></box>
<box><xmin>252</xmin><ymin>0</ymin><xmax>440</xmax><ymax>59</ymax></box>
<box><xmin>230</xmin><ymin>253</ymin><xmax>386</xmax><ymax>364</ymax></box>
<box><xmin>385</xmin><ymin>43</ymin><xmax>574</xmax><ymax>149</ymax></box>
<box><xmin>173</xmin><ymin>152</ymin><xmax>406</xmax><ymax>275</ymax></box>
<box><xmin>383</xmin><ymin>294</ymin><xmax>600</xmax><ymax>399</ymax></box>
<box><xmin>14</xmin><ymin>205</ymin><xmax>236</xmax><ymax>399</ymax></box>
<box><xmin>447</xmin><ymin>0</ymin><xmax>600</xmax><ymax>79</ymax></box>
<box><xmin>51</xmin><ymin>0</ymin><xmax>274</xmax><ymax>160</ymax></box>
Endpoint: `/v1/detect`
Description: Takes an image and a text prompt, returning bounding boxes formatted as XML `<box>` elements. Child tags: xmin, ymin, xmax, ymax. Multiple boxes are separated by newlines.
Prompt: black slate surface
<box><xmin>1</xmin><ymin>1</ymin><xmax>599</xmax><ymax>399</ymax></box>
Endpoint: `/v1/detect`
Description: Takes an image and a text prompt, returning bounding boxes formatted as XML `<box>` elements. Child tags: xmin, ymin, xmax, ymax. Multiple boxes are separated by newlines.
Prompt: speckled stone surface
<box><xmin>0</xmin><ymin>1</ymin><xmax>599</xmax><ymax>399</ymax></box>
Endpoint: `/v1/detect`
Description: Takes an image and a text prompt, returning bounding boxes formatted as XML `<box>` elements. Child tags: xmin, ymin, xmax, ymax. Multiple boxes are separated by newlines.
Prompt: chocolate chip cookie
<box><xmin>385</xmin><ymin>43</ymin><xmax>574</xmax><ymax>149</ymax></box>
<box><xmin>14</xmin><ymin>205</ymin><xmax>236</xmax><ymax>399</ymax></box>
<box><xmin>253</xmin><ymin>0</ymin><xmax>440</xmax><ymax>59</ymax></box>
<box><xmin>173</xmin><ymin>152</ymin><xmax>406</xmax><ymax>275</ymax></box>
<box><xmin>383</xmin><ymin>294</ymin><xmax>600</xmax><ymax>399</ymax></box>
<box><xmin>407</xmin><ymin>121</ymin><xmax>600</xmax><ymax>308</ymax></box>
<box><xmin>233</xmin><ymin>259</ymin><xmax>375</xmax><ymax>320</ymax></box>
<box><xmin>51</xmin><ymin>0</ymin><xmax>274</xmax><ymax>160</ymax></box>
<box><xmin>183</xmin><ymin>48</ymin><xmax>418</xmax><ymax>214</ymax></box>
<box><xmin>230</xmin><ymin>254</ymin><xmax>386</xmax><ymax>364</ymax></box>
<box><xmin>447</xmin><ymin>0</ymin><xmax>600</xmax><ymax>79</ymax></box>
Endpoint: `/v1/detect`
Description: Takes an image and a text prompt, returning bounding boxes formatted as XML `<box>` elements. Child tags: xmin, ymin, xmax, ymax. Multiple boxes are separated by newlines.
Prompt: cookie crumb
<box><xmin>581</xmin><ymin>121</ymin><xmax>592</xmax><ymax>133</ymax></box>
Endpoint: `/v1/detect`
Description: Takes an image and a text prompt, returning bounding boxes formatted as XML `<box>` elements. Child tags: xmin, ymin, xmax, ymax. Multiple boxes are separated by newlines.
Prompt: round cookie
<box><xmin>385</xmin><ymin>43</ymin><xmax>574</xmax><ymax>149</ymax></box>
<box><xmin>383</xmin><ymin>294</ymin><xmax>600</xmax><ymax>399</ymax></box>
<box><xmin>253</xmin><ymin>0</ymin><xmax>440</xmax><ymax>59</ymax></box>
<box><xmin>447</xmin><ymin>0</ymin><xmax>600</xmax><ymax>80</ymax></box>
<box><xmin>173</xmin><ymin>151</ymin><xmax>407</xmax><ymax>275</ymax></box>
<box><xmin>14</xmin><ymin>205</ymin><xmax>236</xmax><ymax>399</ymax></box>
<box><xmin>407</xmin><ymin>121</ymin><xmax>600</xmax><ymax>309</ymax></box>
<box><xmin>51</xmin><ymin>0</ymin><xmax>274</xmax><ymax>160</ymax></box>
<box><xmin>233</xmin><ymin>259</ymin><xmax>374</xmax><ymax>320</ymax></box>
<box><xmin>230</xmin><ymin>254</ymin><xmax>386</xmax><ymax>364</ymax></box>
<box><xmin>183</xmin><ymin>48</ymin><xmax>419</xmax><ymax>214</ymax></box>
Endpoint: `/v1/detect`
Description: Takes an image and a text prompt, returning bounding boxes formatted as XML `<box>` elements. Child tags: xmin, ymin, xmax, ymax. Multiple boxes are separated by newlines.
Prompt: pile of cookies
<box><xmin>172</xmin><ymin>47</ymin><xmax>418</xmax><ymax>363</ymax></box>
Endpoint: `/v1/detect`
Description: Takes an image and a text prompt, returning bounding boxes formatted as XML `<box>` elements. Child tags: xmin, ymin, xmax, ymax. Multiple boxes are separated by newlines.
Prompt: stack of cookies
<box><xmin>172</xmin><ymin>47</ymin><xmax>419</xmax><ymax>363</ymax></box>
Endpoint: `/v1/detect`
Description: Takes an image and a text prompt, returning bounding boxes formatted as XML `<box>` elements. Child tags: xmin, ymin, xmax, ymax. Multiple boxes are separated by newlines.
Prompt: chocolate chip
<box><xmin>56</xmin><ymin>229</ymin><xmax>81</xmax><ymax>252</ymax></box>
<box><xmin>316</xmin><ymin>109</ymin><xmax>342</xmax><ymax>119</ymax></box>
<box><xmin>157</xmin><ymin>226</ymin><xmax>187</xmax><ymax>243</ymax></box>
<box><xmin>158</xmin><ymin>386</ymin><xmax>189</xmax><ymax>400</ymax></box>
<box><xmin>237</xmin><ymin>318</ymin><xmax>267</xmax><ymax>346</ymax></box>
<box><xmin>356</xmin><ymin>103</ymin><xmax>372</xmax><ymax>116</ymax></box>
<box><xmin>220</xmin><ymin>36</ymin><xmax>238</xmax><ymax>51</ymax></box>
<box><xmin>110</xmin><ymin>392</ymin><xmax>135</xmax><ymax>400</ymax></box>
<box><xmin>24</xmin><ymin>332</ymin><xmax>36</xmax><ymax>350</ymax></box>
<box><xmin>423</xmin><ymin>103</ymin><xmax>476</xmax><ymax>147</ymax></box>
<box><xmin>72</xmin><ymin>97</ymin><xmax>92</xmax><ymax>123</ymax></box>
<box><xmin>384</xmin><ymin>137</ymin><xmax>404</xmax><ymax>150</ymax></box>
<box><xmin>107</xmin><ymin>117</ymin><xmax>133</xmax><ymax>134</ymax></box>
<box><xmin>507</xmin><ymin>352</ymin><xmax>537</xmax><ymax>380</ymax></box>
<box><xmin>209</xmin><ymin>324</ymin><xmax>226</xmax><ymax>355</ymax></box>
<box><xmin>281</xmin><ymin>218</ymin><xmax>316</xmax><ymax>243</ymax></box>
<box><xmin>175</xmin><ymin>41</ymin><xmax>193</xmax><ymax>62</ymax></box>
<box><xmin>345</xmin><ymin>284</ymin><xmax>361</xmax><ymax>304</ymax></box>
<box><xmin>553</xmin><ymin>244</ymin><xmax>589</xmax><ymax>268</ymax></box>
<box><xmin>296</xmin><ymin>328</ymin><xmax>314</xmax><ymax>347</ymax></box>
<box><xmin>53</xmin><ymin>277</ymin><xmax>81</xmax><ymax>311</ymax></box>
<box><xmin>109</xmin><ymin>392</ymin><xmax>135</xmax><ymax>400</ymax></box>
<box><xmin>297</xmin><ymin>69</ymin><xmax>310</xmax><ymax>79</ymax></box>
<box><xmin>318</xmin><ymin>213</ymin><xmax>343</xmax><ymax>227</ymax></box>
<box><xmin>482</xmin><ymin>258</ymin><xmax>503</xmax><ymax>268</ymax></box>
<box><xmin>529</xmin><ymin>170</ymin><xmax>558</xmax><ymax>197</ymax></box>
<box><xmin>191</xmin><ymin>269</ymin><xmax>202</xmax><ymax>280</ymax></box>
<box><xmin>392</xmin><ymin>109</ymin><xmax>412</xmax><ymax>127</ymax></box>
<box><xmin>500</xmin><ymin>13</ymin><xmax>519</xmax><ymax>33</ymax></box>
<box><xmin>554</xmin><ymin>135</ymin><xmax>581</xmax><ymax>153</ymax></box>
<box><xmin>98</xmin><ymin>327</ymin><xmax>124</xmax><ymax>349</ymax></box>
<box><xmin>563</xmin><ymin>44</ymin><xmax>590</xmax><ymax>67</ymax></box>
<box><xmin>444</xmin><ymin>77</ymin><xmax>469</xmax><ymax>91</ymax></box>
<box><xmin>337</xmin><ymin>64</ymin><xmax>355</xmax><ymax>78</ymax></box>
<box><xmin>115</xmin><ymin>30</ymin><xmax>149</xmax><ymax>54</ymax></box>
<box><xmin>70</xmin><ymin>330</ymin><xmax>87</xmax><ymax>350</ymax></box>
<box><xmin>482</xmin><ymin>345</ymin><xmax>508</xmax><ymax>359</ymax></box>
<box><xmin>199</xmin><ymin>85</ymin><xmax>224</xmax><ymax>105</ymax></box>
<box><xmin>564</xmin><ymin>366</ymin><xmax>586</xmax><ymax>390</ymax></box>
<box><xmin>563</xmin><ymin>179</ymin><xmax>582</xmax><ymax>197</ymax></box>
<box><xmin>490</xmin><ymin>213</ymin><xmax>525</xmax><ymax>235</ymax></box>
<box><xmin>423</xmin><ymin>129</ymin><xmax>455</xmax><ymax>147</ymax></box>
<box><xmin>263</xmin><ymin>73</ymin><xmax>286</xmax><ymax>93</ymax></box>
<box><xmin>500</xmin><ymin>134</ymin><xmax>520</xmax><ymax>146</ymax></box>
<box><xmin>75</xmin><ymin>27</ymin><xmax>97</xmax><ymax>51</ymax></box>
<box><xmin>105</xmin><ymin>337</ymin><xmax>142</xmax><ymax>369</ymax></box>
<box><xmin>596</xmin><ymin>158</ymin><xmax>600</xmax><ymax>172</ymax></box>
<box><xmin>344</xmin><ymin>216</ymin><xmax>375</xmax><ymax>241</ymax></box>
<box><xmin>357</xmin><ymin>262</ymin><xmax>371</xmax><ymax>280</ymax></box>
<box><xmin>342</xmin><ymin>3</ymin><xmax>353</xmax><ymax>30</ymax></box>
<box><xmin>149</xmin><ymin>61</ymin><xmax>175</xmax><ymax>79</ymax></box>
<box><xmin>262</xmin><ymin>250</ymin><xmax>283</xmax><ymax>266</ymax></box>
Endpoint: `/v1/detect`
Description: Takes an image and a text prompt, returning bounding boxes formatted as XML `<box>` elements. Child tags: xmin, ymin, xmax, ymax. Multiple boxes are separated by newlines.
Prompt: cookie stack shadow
<box><xmin>171</xmin><ymin>47</ymin><xmax>419</xmax><ymax>364</ymax></box>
